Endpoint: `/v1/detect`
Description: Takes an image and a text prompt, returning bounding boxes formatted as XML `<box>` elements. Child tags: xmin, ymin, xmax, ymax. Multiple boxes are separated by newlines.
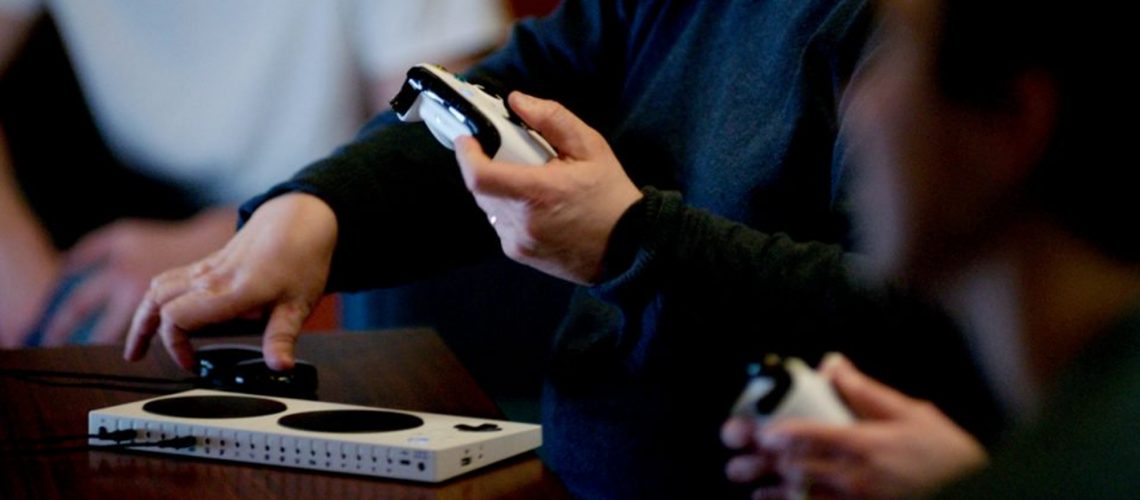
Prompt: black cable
<box><xmin>1</xmin><ymin>428</ymin><xmax>139</xmax><ymax>448</ymax></box>
<box><xmin>26</xmin><ymin>436</ymin><xmax>198</xmax><ymax>455</ymax></box>
<box><xmin>2</xmin><ymin>428</ymin><xmax>198</xmax><ymax>455</ymax></box>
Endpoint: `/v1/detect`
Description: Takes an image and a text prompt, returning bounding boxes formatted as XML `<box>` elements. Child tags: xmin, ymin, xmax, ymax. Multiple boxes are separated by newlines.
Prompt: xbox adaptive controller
<box><xmin>390</xmin><ymin>64</ymin><xmax>557</xmax><ymax>165</ymax></box>
<box><xmin>730</xmin><ymin>355</ymin><xmax>854</xmax><ymax>426</ymax></box>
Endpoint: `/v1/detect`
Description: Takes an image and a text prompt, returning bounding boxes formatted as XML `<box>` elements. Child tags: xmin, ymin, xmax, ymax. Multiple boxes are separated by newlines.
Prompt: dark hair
<box><xmin>935</xmin><ymin>1</ymin><xmax>1138</xmax><ymax>261</ymax></box>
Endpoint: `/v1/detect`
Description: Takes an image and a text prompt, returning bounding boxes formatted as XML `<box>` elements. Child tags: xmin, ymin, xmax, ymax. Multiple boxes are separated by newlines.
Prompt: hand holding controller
<box><xmin>730</xmin><ymin>354</ymin><xmax>854</xmax><ymax>426</ymax></box>
<box><xmin>390</xmin><ymin>64</ymin><xmax>557</xmax><ymax>166</ymax></box>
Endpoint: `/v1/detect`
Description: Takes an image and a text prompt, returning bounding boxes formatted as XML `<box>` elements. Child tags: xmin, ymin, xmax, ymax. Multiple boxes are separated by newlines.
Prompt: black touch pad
<box><xmin>142</xmin><ymin>395</ymin><xmax>288</xmax><ymax>419</ymax></box>
<box><xmin>277</xmin><ymin>410</ymin><xmax>424</xmax><ymax>433</ymax></box>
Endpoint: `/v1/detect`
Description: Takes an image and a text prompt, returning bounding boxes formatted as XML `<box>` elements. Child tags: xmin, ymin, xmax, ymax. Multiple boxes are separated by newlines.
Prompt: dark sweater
<box><xmin>241</xmin><ymin>1</ymin><xmax>1003</xmax><ymax>497</ymax></box>
<box><xmin>935</xmin><ymin>308</ymin><xmax>1140</xmax><ymax>499</ymax></box>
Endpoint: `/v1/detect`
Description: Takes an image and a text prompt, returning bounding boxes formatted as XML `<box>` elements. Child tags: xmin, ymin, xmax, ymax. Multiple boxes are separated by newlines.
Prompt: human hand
<box><xmin>37</xmin><ymin>208</ymin><xmax>237</xmax><ymax>346</ymax></box>
<box><xmin>453</xmin><ymin>92</ymin><xmax>643</xmax><ymax>285</ymax></box>
<box><xmin>721</xmin><ymin>354</ymin><xmax>987</xmax><ymax>499</ymax></box>
<box><xmin>124</xmin><ymin>193</ymin><xmax>337</xmax><ymax>371</ymax></box>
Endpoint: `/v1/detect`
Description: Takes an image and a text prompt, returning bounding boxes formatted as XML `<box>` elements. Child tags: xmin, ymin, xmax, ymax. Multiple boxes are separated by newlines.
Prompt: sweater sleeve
<box><xmin>587</xmin><ymin>187</ymin><xmax>1005</xmax><ymax>444</ymax></box>
<box><xmin>595</xmin><ymin>187</ymin><xmax>850</xmax><ymax>328</ymax></box>
<box><xmin>238</xmin><ymin>0</ymin><xmax>632</xmax><ymax>291</ymax></box>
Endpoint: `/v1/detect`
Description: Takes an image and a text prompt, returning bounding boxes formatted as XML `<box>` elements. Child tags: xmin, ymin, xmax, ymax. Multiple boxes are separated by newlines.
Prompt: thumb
<box><xmin>455</xmin><ymin>136</ymin><xmax>544</xmax><ymax>199</ymax></box>
<box><xmin>261</xmin><ymin>301</ymin><xmax>307</xmax><ymax>371</ymax></box>
<box><xmin>828</xmin><ymin>355</ymin><xmax>918</xmax><ymax>420</ymax></box>
<box><xmin>508</xmin><ymin>92</ymin><xmax>601</xmax><ymax>159</ymax></box>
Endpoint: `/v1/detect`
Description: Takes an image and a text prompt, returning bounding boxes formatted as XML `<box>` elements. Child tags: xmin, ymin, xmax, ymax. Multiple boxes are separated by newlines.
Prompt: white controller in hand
<box><xmin>390</xmin><ymin>64</ymin><xmax>557</xmax><ymax>166</ymax></box>
<box><xmin>731</xmin><ymin>355</ymin><xmax>854</xmax><ymax>426</ymax></box>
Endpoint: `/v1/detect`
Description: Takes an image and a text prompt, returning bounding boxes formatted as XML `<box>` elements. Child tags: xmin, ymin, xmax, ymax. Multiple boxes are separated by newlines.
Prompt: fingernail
<box><xmin>820</xmin><ymin>352</ymin><xmax>846</xmax><ymax>373</ymax></box>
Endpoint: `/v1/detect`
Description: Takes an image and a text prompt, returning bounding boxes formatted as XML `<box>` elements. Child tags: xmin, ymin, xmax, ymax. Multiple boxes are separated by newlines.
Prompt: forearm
<box><xmin>239</xmin><ymin>122</ymin><xmax>500</xmax><ymax>291</ymax></box>
<box><xmin>0</xmin><ymin>126</ymin><xmax>59</xmax><ymax>345</ymax></box>
<box><xmin>239</xmin><ymin>0</ymin><xmax>628</xmax><ymax>292</ymax></box>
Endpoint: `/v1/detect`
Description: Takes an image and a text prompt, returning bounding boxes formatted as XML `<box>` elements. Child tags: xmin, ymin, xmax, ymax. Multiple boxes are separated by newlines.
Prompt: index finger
<box><xmin>454</xmin><ymin>135</ymin><xmax>545</xmax><ymax>199</ymax></box>
<box><xmin>124</xmin><ymin>289</ymin><xmax>162</xmax><ymax>361</ymax></box>
<box><xmin>508</xmin><ymin>92</ymin><xmax>602</xmax><ymax>159</ymax></box>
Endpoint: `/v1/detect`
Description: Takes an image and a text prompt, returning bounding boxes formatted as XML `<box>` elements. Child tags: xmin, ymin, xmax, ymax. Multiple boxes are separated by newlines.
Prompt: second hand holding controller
<box><xmin>390</xmin><ymin>64</ymin><xmax>557</xmax><ymax>166</ymax></box>
<box><xmin>731</xmin><ymin>354</ymin><xmax>855</xmax><ymax>426</ymax></box>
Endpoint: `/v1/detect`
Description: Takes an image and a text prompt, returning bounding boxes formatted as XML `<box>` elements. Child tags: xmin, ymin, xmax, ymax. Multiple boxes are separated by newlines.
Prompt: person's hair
<box><xmin>934</xmin><ymin>1</ymin><xmax>1137</xmax><ymax>261</ymax></box>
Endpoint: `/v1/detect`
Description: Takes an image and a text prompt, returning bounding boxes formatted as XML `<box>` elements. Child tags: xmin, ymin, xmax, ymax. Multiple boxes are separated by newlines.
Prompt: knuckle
<box><xmin>195</xmin><ymin>269</ymin><xmax>237</xmax><ymax>296</ymax></box>
<box><xmin>188</xmin><ymin>260</ymin><xmax>214</xmax><ymax>278</ymax></box>
<box><xmin>583</xmin><ymin>127</ymin><xmax>607</xmax><ymax>150</ymax></box>
<box><xmin>149</xmin><ymin>273</ymin><xmax>170</xmax><ymax>293</ymax></box>
<box><xmin>158</xmin><ymin>306</ymin><xmax>181</xmax><ymax>330</ymax></box>
<box><xmin>912</xmin><ymin>399</ymin><xmax>939</xmax><ymax>416</ymax></box>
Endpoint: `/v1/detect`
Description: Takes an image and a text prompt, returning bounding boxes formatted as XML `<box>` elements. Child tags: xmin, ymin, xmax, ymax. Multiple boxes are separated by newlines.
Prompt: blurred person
<box><xmin>0</xmin><ymin>0</ymin><xmax>506</xmax><ymax>347</ymax></box>
<box><xmin>123</xmin><ymin>0</ymin><xmax>1008</xmax><ymax>497</ymax></box>
<box><xmin>722</xmin><ymin>0</ymin><xmax>1140</xmax><ymax>497</ymax></box>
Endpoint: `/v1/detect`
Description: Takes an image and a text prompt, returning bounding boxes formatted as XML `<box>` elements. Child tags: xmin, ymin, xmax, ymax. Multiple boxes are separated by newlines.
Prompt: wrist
<box><xmin>251</xmin><ymin>192</ymin><xmax>339</xmax><ymax>255</ymax></box>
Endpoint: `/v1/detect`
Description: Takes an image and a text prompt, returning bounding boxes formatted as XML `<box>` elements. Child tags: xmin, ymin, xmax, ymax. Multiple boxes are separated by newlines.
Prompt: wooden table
<box><xmin>0</xmin><ymin>330</ymin><xmax>568</xmax><ymax>499</ymax></box>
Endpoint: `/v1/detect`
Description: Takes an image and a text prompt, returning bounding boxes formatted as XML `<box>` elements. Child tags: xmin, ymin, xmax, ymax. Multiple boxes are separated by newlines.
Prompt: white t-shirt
<box><xmin>0</xmin><ymin>0</ymin><xmax>505</xmax><ymax>203</ymax></box>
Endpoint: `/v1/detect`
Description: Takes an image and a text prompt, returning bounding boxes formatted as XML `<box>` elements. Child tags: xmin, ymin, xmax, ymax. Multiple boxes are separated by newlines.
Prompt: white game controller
<box><xmin>390</xmin><ymin>64</ymin><xmax>557</xmax><ymax>166</ymax></box>
<box><xmin>730</xmin><ymin>355</ymin><xmax>855</xmax><ymax>426</ymax></box>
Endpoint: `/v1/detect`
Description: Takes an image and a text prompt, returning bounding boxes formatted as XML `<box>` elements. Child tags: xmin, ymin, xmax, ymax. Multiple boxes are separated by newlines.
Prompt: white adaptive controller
<box><xmin>390</xmin><ymin>64</ymin><xmax>557</xmax><ymax>166</ymax></box>
<box><xmin>730</xmin><ymin>355</ymin><xmax>855</xmax><ymax>426</ymax></box>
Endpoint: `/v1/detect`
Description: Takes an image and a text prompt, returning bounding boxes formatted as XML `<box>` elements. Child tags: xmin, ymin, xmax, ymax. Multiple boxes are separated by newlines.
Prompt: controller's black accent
<box><xmin>142</xmin><ymin>395</ymin><xmax>288</xmax><ymax>419</ymax></box>
<box><xmin>749</xmin><ymin>357</ymin><xmax>793</xmax><ymax>414</ymax></box>
<box><xmin>390</xmin><ymin>66</ymin><xmax>503</xmax><ymax>157</ymax></box>
<box><xmin>454</xmin><ymin>423</ymin><xmax>502</xmax><ymax>432</ymax></box>
<box><xmin>278</xmin><ymin>410</ymin><xmax>425</xmax><ymax>433</ymax></box>
<box><xmin>194</xmin><ymin>345</ymin><xmax>319</xmax><ymax>399</ymax></box>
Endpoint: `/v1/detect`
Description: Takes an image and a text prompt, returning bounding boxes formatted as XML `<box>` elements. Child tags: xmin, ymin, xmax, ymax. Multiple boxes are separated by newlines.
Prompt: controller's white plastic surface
<box><xmin>396</xmin><ymin>64</ymin><xmax>556</xmax><ymax>166</ymax></box>
<box><xmin>731</xmin><ymin>357</ymin><xmax>855</xmax><ymax>426</ymax></box>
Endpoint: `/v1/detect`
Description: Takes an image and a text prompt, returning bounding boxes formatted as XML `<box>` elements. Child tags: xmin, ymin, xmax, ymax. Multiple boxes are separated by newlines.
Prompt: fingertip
<box><xmin>725</xmin><ymin>454</ymin><xmax>772</xmax><ymax>483</ymax></box>
<box><xmin>262</xmin><ymin>327</ymin><xmax>297</xmax><ymax>371</ymax></box>
<box><xmin>125</xmin><ymin>297</ymin><xmax>159</xmax><ymax>361</ymax></box>
<box><xmin>176</xmin><ymin>351</ymin><xmax>197</xmax><ymax>372</ymax></box>
<box><xmin>507</xmin><ymin>91</ymin><xmax>537</xmax><ymax>110</ymax></box>
<box><xmin>263</xmin><ymin>308</ymin><xmax>301</xmax><ymax>371</ymax></box>
<box><xmin>454</xmin><ymin>134</ymin><xmax>477</xmax><ymax>152</ymax></box>
<box><xmin>453</xmin><ymin>136</ymin><xmax>488</xmax><ymax>174</ymax></box>
<box><xmin>264</xmin><ymin>348</ymin><xmax>295</xmax><ymax>371</ymax></box>
<box><xmin>818</xmin><ymin>352</ymin><xmax>851</xmax><ymax>380</ymax></box>
<box><xmin>123</xmin><ymin>341</ymin><xmax>142</xmax><ymax>362</ymax></box>
<box><xmin>721</xmin><ymin>416</ymin><xmax>756</xmax><ymax>449</ymax></box>
<box><xmin>172</xmin><ymin>338</ymin><xmax>197</xmax><ymax>371</ymax></box>
<box><xmin>157</xmin><ymin>321</ymin><xmax>196</xmax><ymax>372</ymax></box>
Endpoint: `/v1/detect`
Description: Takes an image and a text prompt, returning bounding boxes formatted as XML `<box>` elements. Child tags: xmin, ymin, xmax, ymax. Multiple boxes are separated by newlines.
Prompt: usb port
<box><xmin>399</xmin><ymin>459</ymin><xmax>411</xmax><ymax>466</ymax></box>
<box><xmin>461</xmin><ymin>457</ymin><xmax>472</xmax><ymax>467</ymax></box>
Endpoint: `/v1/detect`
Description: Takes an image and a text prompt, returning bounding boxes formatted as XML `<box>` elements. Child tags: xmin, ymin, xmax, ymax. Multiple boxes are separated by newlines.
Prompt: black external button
<box><xmin>454</xmin><ymin>423</ymin><xmax>502</xmax><ymax>432</ymax></box>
